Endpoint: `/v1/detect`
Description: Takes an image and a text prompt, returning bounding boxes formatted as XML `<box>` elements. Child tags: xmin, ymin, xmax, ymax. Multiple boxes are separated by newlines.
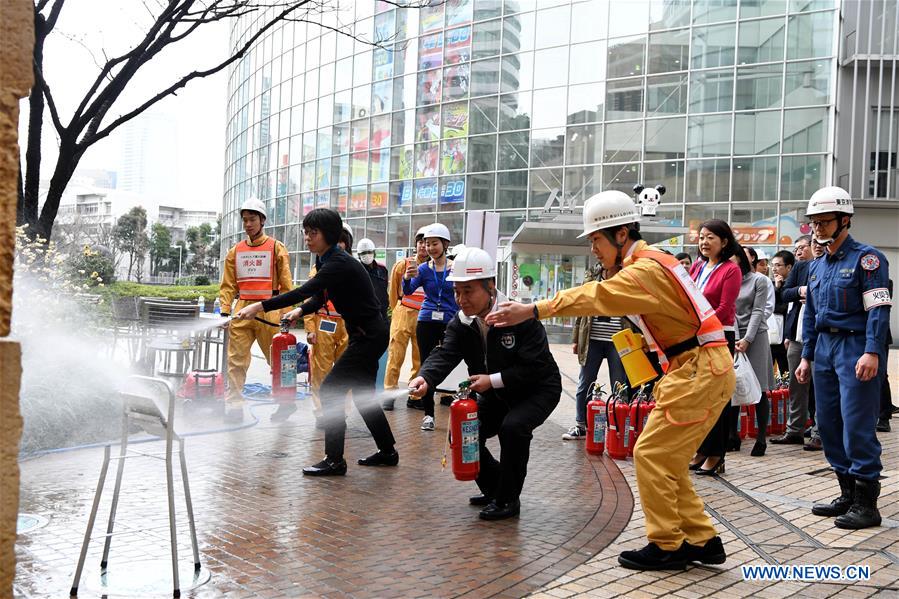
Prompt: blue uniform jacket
<box><xmin>402</xmin><ymin>260</ymin><xmax>459</xmax><ymax>324</ymax></box>
<box><xmin>801</xmin><ymin>235</ymin><xmax>892</xmax><ymax>360</ymax></box>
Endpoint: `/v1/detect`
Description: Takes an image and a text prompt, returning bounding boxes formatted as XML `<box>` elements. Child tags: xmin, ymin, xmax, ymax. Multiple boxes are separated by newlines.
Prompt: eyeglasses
<box><xmin>808</xmin><ymin>217</ymin><xmax>837</xmax><ymax>228</ymax></box>
<box><xmin>794</xmin><ymin>244</ymin><xmax>809</xmax><ymax>251</ymax></box>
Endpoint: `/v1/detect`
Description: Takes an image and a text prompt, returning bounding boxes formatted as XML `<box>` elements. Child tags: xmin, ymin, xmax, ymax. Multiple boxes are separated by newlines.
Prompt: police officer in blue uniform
<box><xmin>796</xmin><ymin>186</ymin><xmax>892</xmax><ymax>530</ymax></box>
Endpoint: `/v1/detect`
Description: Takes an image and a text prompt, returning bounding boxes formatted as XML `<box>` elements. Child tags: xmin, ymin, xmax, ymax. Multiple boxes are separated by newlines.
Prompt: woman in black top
<box><xmin>236</xmin><ymin>209</ymin><xmax>397</xmax><ymax>476</ymax></box>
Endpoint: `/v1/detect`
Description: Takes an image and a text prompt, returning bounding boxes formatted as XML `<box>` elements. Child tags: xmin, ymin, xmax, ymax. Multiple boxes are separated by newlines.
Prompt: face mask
<box><xmin>360</xmin><ymin>254</ymin><xmax>374</xmax><ymax>265</ymax></box>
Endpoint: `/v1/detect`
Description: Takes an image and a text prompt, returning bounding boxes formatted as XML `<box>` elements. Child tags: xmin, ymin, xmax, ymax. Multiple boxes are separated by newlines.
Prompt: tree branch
<box><xmin>36</xmin><ymin>71</ymin><xmax>65</xmax><ymax>135</ymax></box>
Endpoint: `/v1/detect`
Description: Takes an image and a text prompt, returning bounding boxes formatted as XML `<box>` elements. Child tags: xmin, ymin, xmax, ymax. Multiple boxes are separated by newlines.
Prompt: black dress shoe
<box><xmin>618</xmin><ymin>543</ymin><xmax>688</xmax><ymax>570</ymax></box>
<box><xmin>804</xmin><ymin>437</ymin><xmax>823</xmax><ymax>451</ymax></box>
<box><xmin>683</xmin><ymin>536</ymin><xmax>726</xmax><ymax>565</ymax></box>
<box><xmin>270</xmin><ymin>403</ymin><xmax>297</xmax><ymax>422</ymax></box>
<box><xmin>770</xmin><ymin>432</ymin><xmax>804</xmax><ymax>445</ymax></box>
<box><xmin>406</xmin><ymin>397</ymin><xmax>424</xmax><ymax>410</ymax></box>
<box><xmin>357</xmin><ymin>449</ymin><xmax>399</xmax><ymax>467</ymax></box>
<box><xmin>695</xmin><ymin>457</ymin><xmax>725</xmax><ymax>476</ymax></box>
<box><xmin>479</xmin><ymin>499</ymin><xmax>520</xmax><ymax>520</ymax></box>
<box><xmin>876</xmin><ymin>418</ymin><xmax>891</xmax><ymax>432</ymax></box>
<box><xmin>302</xmin><ymin>458</ymin><xmax>348</xmax><ymax>476</ymax></box>
<box><xmin>469</xmin><ymin>494</ymin><xmax>493</xmax><ymax>506</ymax></box>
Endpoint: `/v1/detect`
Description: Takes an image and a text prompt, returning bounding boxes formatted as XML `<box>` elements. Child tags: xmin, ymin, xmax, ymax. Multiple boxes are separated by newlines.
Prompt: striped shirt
<box><xmin>590</xmin><ymin>316</ymin><xmax>623</xmax><ymax>341</ymax></box>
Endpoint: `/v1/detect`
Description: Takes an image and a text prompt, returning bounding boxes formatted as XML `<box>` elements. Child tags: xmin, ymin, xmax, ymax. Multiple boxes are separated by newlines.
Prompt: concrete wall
<box><xmin>0</xmin><ymin>0</ymin><xmax>34</xmax><ymax>594</ymax></box>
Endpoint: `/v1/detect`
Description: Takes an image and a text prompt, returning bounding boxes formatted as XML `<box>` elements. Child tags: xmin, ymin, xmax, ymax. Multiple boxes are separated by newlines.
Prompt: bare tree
<box><xmin>18</xmin><ymin>0</ymin><xmax>416</xmax><ymax>243</ymax></box>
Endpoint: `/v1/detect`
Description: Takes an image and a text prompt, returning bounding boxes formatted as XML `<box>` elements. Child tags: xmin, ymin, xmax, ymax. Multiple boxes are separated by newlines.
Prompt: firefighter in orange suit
<box><xmin>382</xmin><ymin>227</ymin><xmax>429</xmax><ymax>410</ymax></box>
<box><xmin>219</xmin><ymin>198</ymin><xmax>293</xmax><ymax>423</ymax></box>
<box><xmin>303</xmin><ymin>223</ymin><xmax>352</xmax><ymax>424</ymax></box>
<box><xmin>488</xmin><ymin>191</ymin><xmax>736</xmax><ymax>571</ymax></box>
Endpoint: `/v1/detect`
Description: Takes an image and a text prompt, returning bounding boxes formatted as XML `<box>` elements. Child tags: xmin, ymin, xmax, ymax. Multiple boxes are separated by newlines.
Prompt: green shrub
<box><xmin>100</xmin><ymin>281</ymin><xmax>220</xmax><ymax>305</ymax></box>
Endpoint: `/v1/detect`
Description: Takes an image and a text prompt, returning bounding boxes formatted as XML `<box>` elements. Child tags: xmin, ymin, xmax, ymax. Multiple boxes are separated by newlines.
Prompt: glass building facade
<box><xmin>221</xmin><ymin>0</ymin><xmax>896</xmax><ymax>294</ymax></box>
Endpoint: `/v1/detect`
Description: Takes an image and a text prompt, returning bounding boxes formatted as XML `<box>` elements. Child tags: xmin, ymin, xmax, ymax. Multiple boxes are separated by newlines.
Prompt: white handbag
<box><xmin>767</xmin><ymin>313</ymin><xmax>784</xmax><ymax>345</ymax></box>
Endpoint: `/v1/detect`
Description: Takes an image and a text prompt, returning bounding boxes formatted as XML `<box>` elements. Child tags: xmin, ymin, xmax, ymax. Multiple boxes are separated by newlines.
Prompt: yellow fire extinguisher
<box><xmin>612</xmin><ymin>329</ymin><xmax>658</xmax><ymax>388</ymax></box>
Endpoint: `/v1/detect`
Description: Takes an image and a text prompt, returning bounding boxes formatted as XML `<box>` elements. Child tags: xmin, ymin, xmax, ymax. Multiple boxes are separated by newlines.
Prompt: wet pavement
<box><xmin>13</xmin><ymin>345</ymin><xmax>899</xmax><ymax>597</ymax></box>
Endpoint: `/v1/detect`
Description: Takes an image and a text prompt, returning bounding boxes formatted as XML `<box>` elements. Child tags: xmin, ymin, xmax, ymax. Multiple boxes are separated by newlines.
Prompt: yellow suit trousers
<box><xmin>632</xmin><ymin>345</ymin><xmax>735</xmax><ymax>551</ymax></box>
<box><xmin>307</xmin><ymin>314</ymin><xmax>349</xmax><ymax>412</ymax></box>
<box><xmin>384</xmin><ymin>304</ymin><xmax>421</xmax><ymax>389</ymax></box>
<box><xmin>226</xmin><ymin>300</ymin><xmax>282</xmax><ymax>407</ymax></box>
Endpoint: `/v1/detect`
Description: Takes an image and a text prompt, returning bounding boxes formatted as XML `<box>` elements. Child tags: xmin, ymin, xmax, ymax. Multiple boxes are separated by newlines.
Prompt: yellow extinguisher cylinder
<box><xmin>611</xmin><ymin>329</ymin><xmax>658</xmax><ymax>388</ymax></box>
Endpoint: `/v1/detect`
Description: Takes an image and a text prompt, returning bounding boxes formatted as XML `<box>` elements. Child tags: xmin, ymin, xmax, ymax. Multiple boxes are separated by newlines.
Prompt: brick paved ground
<box><xmin>13</xmin><ymin>344</ymin><xmax>899</xmax><ymax>597</ymax></box>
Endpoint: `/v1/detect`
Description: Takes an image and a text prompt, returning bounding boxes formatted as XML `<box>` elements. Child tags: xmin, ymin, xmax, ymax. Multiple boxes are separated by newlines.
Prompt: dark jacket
<box><xmin>780</xmin><ymin>259</ymin><xmax>811</xmax><ymax>342</ymax></box>
<box><xmin>572</xmin><ymin>265</ymin><xmax>600</xmax><ymax>366</ymax></box>
<box><xmin>261</xmin><ymin>246</ymin><xmax>384</xmax><ymax>337</ymax></box>
<box><xmin>365</xmin><ymin>261</ymin><xmax>390</xmax><ymax>321</ymax></box>
<box><xmin>417</xmin><ymin>293</ymin><xmax>562</xmax><ymax>405</ymax></box>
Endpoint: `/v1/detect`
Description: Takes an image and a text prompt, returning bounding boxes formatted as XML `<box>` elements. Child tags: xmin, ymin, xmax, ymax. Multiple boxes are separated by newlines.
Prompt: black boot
<box><xmin>683</xmin><ymin>536</ymin><xmax>726</xmax><ymax>565</ymax></box>
<box><xmin>811</xmin><ymin>472</ymin><xmax>854</xmax><ymax>517</ymax></box>
<box><xmin>834</xmin><ymin>479</ymin><xmax>882</xmax><ymax>529</ymax></box>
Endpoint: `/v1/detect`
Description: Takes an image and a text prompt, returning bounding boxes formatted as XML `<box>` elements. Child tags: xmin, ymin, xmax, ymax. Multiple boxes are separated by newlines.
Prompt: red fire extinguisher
<box><xmin>747</xmin><ymin>403</ymin><xmax>758</xmax><ymax>438</ymax></box>
<box><xmin>605</xmin><ymin>385</ymin><xmax>631</xmax><ymax>460</ymax></box>
<box><xmin>270</xmin><ymin>318</ymin><xmax>298</xmax><ymax>401</ymax></box>
<box><xmin>737</xmin><ymin>406</ymin><xmax>748</xmax><ymax>440</ymax></box>
<box><xmin>628</xmin><ymin>387</ymin><xmax>656</xmax><ymax>456</ymax></box>
<box><xmin>765</xmin><ymin>390</ymin><xmax>777</xmax><ymax>435</ymax></box>
<box><xmin>585</xmin><ymin>383</ymin><xmax>607</xmax><ymax>456</ymax></box>
<box><xmin>447</xmin><ymin>381</ymin><xmax>479</xmax><ymax>481</ymax></box>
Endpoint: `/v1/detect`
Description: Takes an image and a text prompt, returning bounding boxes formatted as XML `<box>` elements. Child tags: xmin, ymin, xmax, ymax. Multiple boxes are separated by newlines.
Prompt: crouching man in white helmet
<box><xmin>487</xmin><ymin>190</ymin><xmax>736</xmax><ymax>569</ymax></box>
<box><xmin>408</xmin><ymin>247</ymin><xmax>561</xmax><ymax>520</ymax></box>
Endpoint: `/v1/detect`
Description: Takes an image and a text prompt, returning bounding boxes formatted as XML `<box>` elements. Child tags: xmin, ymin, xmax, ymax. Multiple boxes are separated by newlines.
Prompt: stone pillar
<box><xmin>0</xmin><ymin>0</ymin><xmax>35</xmax><ymax>594</ymax></box>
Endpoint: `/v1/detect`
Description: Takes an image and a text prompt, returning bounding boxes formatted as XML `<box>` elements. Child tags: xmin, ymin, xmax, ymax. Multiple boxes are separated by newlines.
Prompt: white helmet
<box><xmin>806</xmin><ymin>186</ymin><xmax>854</xmax><ymax>217</ymax></box>
<box><xmin>447</xmin><ymin>247</ymin><xmax>496</xmax><ymax>281</ymax></box>
<box><xmin>421</xmin><ymin>223</ymin><xmax>451</xmax><ymax>242</ymax></box>
<box><xmin>342</xmin><ymin>222</ymin><xmax>353</xmax><ymax>237</ymax></box>
<box><xmin>357</xmin><ymin>238</ymin><xmax>376</xmax><ymax>253</ymax></box>
<box><xmin>239</xmin><ymin>197</ymin><xmax>267</xmax><ymax>220</ymax></box>
<box><xmin>447</xmin><ymin>243</ymin><xmax>466</xmax><ymax>259</ymax></box>
<box><xmin>755</xmin><ymin>249</ymin><xmax>769</xmax><ymax>261</ymax></box>
<box><xmin>415</xmin><ymin>225</ymin><xmax>429</xmax><ymax>242</ymax></box>
<box><xmin>579</xmin><ymin>191</ymin><xmax>640</xmax><ymax>238</ymax></box>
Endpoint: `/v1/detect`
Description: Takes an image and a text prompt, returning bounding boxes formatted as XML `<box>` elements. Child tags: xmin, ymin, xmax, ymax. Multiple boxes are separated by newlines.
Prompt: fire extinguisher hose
<box><xmin>441</xmin><ymin>411</ymin><xmax>453</xmax><ymax>470</ymax></box>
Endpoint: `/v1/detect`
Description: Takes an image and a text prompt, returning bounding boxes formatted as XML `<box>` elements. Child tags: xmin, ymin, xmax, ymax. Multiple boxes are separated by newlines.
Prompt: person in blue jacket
<box><xmin>796</xmin><ymin>187</ymin><xmax>892</xmax><ymax>530</ymax></box>
<box><xmin>402</xmin><ymin>222</ymin><xmax>459</xmax><ymax>430</ymax></box>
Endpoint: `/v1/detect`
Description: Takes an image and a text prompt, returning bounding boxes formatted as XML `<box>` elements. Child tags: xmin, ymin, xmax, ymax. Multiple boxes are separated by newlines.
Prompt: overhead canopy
<box><xmin>507</xmin><ymin>216</ymin><xmax>688</xmax><ymax>255</ymax></box>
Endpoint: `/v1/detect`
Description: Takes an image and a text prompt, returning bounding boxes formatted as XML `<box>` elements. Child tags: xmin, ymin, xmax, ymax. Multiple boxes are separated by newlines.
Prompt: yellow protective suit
<box><xmin>219</xmin><ymin>234</ymin><xmax>293</xmax><ymax>407</ymax></box>
<box><xmin>536</xmin><ymin>240</ymin><xmax>735</xmax><ymax>551</ymax></box>
<box><xmin>303</xmin><ymin>265</ymin><xmax>349</xmax><ymax>412</ymax></box>
<box><xmin>383</xmin><ymin>257</ymin><xmax>425</xmax><ymax>389</ymax></box>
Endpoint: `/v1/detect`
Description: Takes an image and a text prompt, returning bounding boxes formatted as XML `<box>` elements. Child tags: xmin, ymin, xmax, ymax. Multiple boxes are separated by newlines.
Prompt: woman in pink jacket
<box><xmin>687</xmin><ymin>220</ymin><xmax>746</xmax><ymax>475</ymax></box>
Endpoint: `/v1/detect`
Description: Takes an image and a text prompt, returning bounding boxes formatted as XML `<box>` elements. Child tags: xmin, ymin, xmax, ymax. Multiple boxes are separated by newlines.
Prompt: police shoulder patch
<box><xmin>500</xmin><ymin>332</ymin><xmax>516</xmax><ymax>349</ymax></box>
<box><xmin>860</xmin><ymin>254</ymin><xmax>880</xmax><ymax>271</ymax></box>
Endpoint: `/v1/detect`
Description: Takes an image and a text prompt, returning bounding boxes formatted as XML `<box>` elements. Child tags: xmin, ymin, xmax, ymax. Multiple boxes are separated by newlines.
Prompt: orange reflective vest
<box><xmin>628</xmin><ymin>249</ymin><xmax>726</xmax><ymax>372</ymax></box>
<box><xmin>317</xmin><ymin>297</ymin><xmax>342</xmax><ymax>320</ymax></box>
<box><xmin>235</xmin><ymin>238</ymin><xmax>278</xmax><ymax>300</ymax></box>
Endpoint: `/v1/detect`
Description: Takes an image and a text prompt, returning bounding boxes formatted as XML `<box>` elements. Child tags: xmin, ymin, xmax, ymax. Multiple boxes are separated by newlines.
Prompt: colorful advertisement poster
<box><xmin>337</xmin><ymin>190</ymin><xmax>348</xmax><ymax>214</ymax></box>
<box><xmin>371</xmin><ymin>80</ymin><xmax>393</xmax><ymax>114</ymax></box>
<box><xmin>444</xmin><ymin>26</ymin><xmax>471</xmax><ymax>64</ymax></box>
<box><xmin>371</xmin><ymin>115</ymin><xmax>392</xmax><ymax>149</ymax></box>
<box><xmin>441</xmin><ymin>139</ymin><xmax>467</xmax><ymax>175</ymax></box>
<box><xmin>398</xmin><ymin>181</ymin><xmax>413</xmax><ymax>209</ymax></box>
<box><xmin>440</xmin><ymin>177</ymin><xmax>466</xmax><ymax>205</ymax></box>
<box><xmin>370</xmin><ymin>189</ymin><xmax>388</xmax><ymax>214</ymax></box>
<box><xmin>445</xmin><ymin>0</ymin><xmax>473</xmax><ymax>27</ymax></box>
<box><xmin>398</xmin><ymin>146</ymin><xmax>415</xmax><ymax>179</ymax></box>
<box><xmin>373</xmin><ymin>48</ymin><xmax>394</xmax><ymax>81</ymax></box>
<box><xmin>419</xmin><ymin>4</ymin><xmax>444</xmax><ymax>33</ymax></box>
<box><xmin>442</xmin><ymin>102</ymin><xmax>469</xmax><ymax>138</ymax></box>
<box><xmin>370</xmin><ymin>149</ymin><xmax>390</xmax><ymax>183</ymax></box>
<box><xmin>418</xmin><ymin>33</ymin><xmax>444</xmax><ymax>70</ymax></box>
<box><xmin>416</xmin><ymin>107</ymin><xmax>441</xmax><ymax>142</ymax></box>
<box><xmin>350</xmin><ymin>189</ymin><xmax>367</xmax><ymax>212</ymax></box>
<box><xmin>374</xmin><ymin>11</ymin><xmax>394</xmax><ymax>43</ymax></box>
<box><xmin>315</xmin><ymin>192</ymin><xmax>330</xmax><ymax>208</ymax></box>
<box><xmin>443</xmin><ymin>63</ymin><xmax>470</xmax><ymax>100</ymax></box>
<box><xmin>417</xmin><ymin>69</ymin><xmax>443</xmax><ymax>105</ymax></box>
<box><xmin>302</xmin><ymin>193</ymin><xmax>314</xmax><ymax>215</ymax></box>
<box><xmin>316</xmin><ymin>159</ymin><xmax>330</xmax><ymax>189</ymax></box>
<box><xmin>416</xmin><ymin>143</ymin><xmax>439</xmax><ymax>178</ymax></box>
<box><xmin>414</xmin><ymin>179</ymin><xmax>439</xmax><ymax>206</ymax></box>
<box><xmin>351</xmin><ymin>152</ymin><xmax>368</xmax><ymax>186</ymax></box>
<box><xmin>689</xmin><ymin>221</ymin><xmax>779</xmax><ymax>245</ymax></box>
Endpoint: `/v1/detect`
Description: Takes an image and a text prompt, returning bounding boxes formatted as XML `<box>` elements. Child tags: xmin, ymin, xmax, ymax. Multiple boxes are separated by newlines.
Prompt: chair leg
<box><xmin>70</xmin><ymin>445</ymin><xmax>111</xmax><ymax>596</ymax></box>
<box><xmin>166</xmin><ymin>428</ymin><xmax>181</xmax><ymax>596</ymax></box>
<box><xmin>179</xmin><ymin>439</ymin><xmax>201</xmax><ymax>570</ymax></box>
<box><xmin>101</xmin><ymin>414</ymin><xmax>130</xmax><ymax>568</ymax></box>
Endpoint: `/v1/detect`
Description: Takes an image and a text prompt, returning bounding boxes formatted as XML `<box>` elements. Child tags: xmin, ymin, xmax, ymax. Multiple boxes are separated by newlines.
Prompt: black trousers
<box><xmin>415</xmin><ymin>320</ymin><xmax>448</xmax><ymax>417</ymax></box>
<box><xmin>881</xmin><ymin>372</ymin><xmax>894</xmax><ymax>420</ymax></box>
<box><xmin>475</xmin><ymin>390</ymin><xmax>559</xmax><ymax>504</ymax></box>
<box><xmin>321</xmin><ymin>323</ymin><xmax>394</xmax><ymax>460</ymax></box>
<box><xmin>771</xmin><ymin>342</ymin><xmax>789</xmax><ymax>377</ymax></box>
<box><xmin>697</xmin><ymin>331</ymin><xmax>736</xmax><ymax>457</ymax></box>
